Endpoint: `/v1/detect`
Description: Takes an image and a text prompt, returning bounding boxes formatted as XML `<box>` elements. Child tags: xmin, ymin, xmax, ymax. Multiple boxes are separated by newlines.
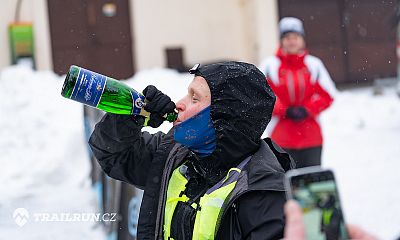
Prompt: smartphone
<box><xmin>285</xmin><ymin>167</ymin><xmax>349</xmax><ymax>240</ymax></box>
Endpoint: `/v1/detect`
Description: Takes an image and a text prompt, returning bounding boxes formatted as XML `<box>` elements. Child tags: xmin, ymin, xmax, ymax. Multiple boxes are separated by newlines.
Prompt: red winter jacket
<box><xmin>259</xmin><ymin>48</ymin><xmax>336</xmax><ymax>149</ymax></box>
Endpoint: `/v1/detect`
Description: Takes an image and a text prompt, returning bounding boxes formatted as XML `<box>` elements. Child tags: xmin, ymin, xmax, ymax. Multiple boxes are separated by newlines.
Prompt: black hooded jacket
<box><xmin>89</xmin><ymin>62</ymin><xmax>294</xmax><ymax>239</ymax></box>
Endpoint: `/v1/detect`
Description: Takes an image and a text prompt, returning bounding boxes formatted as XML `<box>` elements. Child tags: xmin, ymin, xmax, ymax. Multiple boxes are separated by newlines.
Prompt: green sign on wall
<box><xmin>8</xmin><ymin>23</ymin><xmax>35</xmax><ymax>67</ymax></box>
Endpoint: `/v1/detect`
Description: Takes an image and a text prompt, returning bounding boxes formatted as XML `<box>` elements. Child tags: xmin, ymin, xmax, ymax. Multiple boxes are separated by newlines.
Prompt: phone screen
<box><xmin>289</xmin><ymin>169</ymin><xmax>349</xmax><ymax>240</ymax></box>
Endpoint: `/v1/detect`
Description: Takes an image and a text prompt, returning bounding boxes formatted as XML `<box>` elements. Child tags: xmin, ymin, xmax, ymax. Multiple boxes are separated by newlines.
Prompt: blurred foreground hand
<box><xmin>284</xmin><ymin>200</ymin><xmax>378</xmax><ymax>240</ymax></box>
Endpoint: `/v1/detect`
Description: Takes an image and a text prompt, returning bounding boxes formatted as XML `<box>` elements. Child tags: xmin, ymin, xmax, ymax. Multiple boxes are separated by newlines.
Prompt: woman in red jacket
<box><xmin>259</xmin><ymin>17</ymin><xmax>337</xmax><ymax>168</ymax></box>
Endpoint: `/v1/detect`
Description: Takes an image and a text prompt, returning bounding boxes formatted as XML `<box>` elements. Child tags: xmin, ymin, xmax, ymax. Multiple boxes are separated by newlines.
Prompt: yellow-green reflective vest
<box><xmin>163</xmin><ymin>163</ymin><xmax>245</xmax><ymax>240</ymax></box>
<box><xmin>322</xmin><ymin>209</ymin><xmax>334</xmax><ymax>225</ymax></box>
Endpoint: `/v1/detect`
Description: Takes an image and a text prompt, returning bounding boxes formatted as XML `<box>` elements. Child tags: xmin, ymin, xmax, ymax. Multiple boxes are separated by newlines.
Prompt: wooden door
<box><xmin>47</xmin><ymin>0</ymin><xmax>134</xmax><ymax>79</ymax></box>
<box><xmin>278</xmin><ymin>0</ymin><xmax>397</xmax><ymax>84</ymax></box>
<box><xmin>344</xmin><ymin>0</ymin><xmax>396</xmax><ymax>81</ymax></box>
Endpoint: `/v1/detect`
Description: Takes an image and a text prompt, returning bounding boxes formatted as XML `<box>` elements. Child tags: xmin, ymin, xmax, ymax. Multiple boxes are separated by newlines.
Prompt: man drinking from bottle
<box><xmin>89</xmin><ymin>61</ymin><xmax>293</xmax><ymax>239</ymax></box>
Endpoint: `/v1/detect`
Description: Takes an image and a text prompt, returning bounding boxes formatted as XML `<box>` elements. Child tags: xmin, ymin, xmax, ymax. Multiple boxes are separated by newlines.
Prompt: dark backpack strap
<box><xmin>263</xmin><ymin>137</ymin><xmax>296</xmax><ymax>172</ymax></box>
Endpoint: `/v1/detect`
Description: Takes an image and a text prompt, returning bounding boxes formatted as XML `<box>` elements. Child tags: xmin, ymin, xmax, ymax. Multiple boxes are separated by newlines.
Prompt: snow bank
<box><xmin>321</xmin><ymin>87</ymin><xmax>400</xmax><ymax>239</ymax></box>
<box><xmin>0</xmin><ymin>65</ymin><xmax>104</xmax><ymax>239</ymax></box>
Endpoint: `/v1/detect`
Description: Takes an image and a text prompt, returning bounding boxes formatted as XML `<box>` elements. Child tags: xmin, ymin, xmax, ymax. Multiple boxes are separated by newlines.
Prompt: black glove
<box><xmin>285</xmin><ymin>106</ymin><xmax>308</xmax><ymax>121</ymax></box>
<box><xmin>142</xmin><ymin>85</ymin><xmax>176</xmax><ymax>128</ymax></box>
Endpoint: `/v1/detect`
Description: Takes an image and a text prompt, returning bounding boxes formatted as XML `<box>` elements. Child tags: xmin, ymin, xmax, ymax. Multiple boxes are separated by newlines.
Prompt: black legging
<box><xmin>283</xmin><ymin>146</ymin><xmax>322</xmax><ymax>169</ymax></box>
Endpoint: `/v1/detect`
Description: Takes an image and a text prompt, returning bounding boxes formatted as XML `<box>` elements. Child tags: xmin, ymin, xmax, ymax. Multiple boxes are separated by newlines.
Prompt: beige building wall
<box><xmin>0</xmin><ymin>0</ymin><xmax>52</xmax><ymax>71</ymax></box>
<box><xmin>131</xmin><ymin>0</ymin><xmax>279</xmax><ymax>71</ymax></box>
<box><xmin>240</xmin><ymin>0</ymin><xmax>280</xmax><ymax>65</ymax></box>
<box><xmin>253</xmin><ymin>0</ymin><xmax>280</xmax><ymax>64</ymax></box>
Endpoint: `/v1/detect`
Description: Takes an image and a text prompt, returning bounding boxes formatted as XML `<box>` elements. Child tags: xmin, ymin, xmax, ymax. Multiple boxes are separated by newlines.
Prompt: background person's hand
<box><xmin>284</xmin><ymin>200</ymin><xmax>378</xmax><ymax>240</ymax></box>
<box><xmin>142</xmin><ymin>85</ymin><xmax>175</xmax><ymax>128</ymax></box>
<box><xmin>285</xmin><ymin>106</ymin><xmax>308</xmax><ymax>121</ymax></box>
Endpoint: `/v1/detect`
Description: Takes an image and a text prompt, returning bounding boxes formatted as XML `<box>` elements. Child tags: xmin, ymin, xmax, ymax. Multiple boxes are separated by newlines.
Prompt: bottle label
<box><xmin>70</xmin><ymin>68</ymin><xmax>107</xmax><ymax>107</ymax></box>
<box><xmin>130</xmin><ymin>90</ymin><xmax>145</xmax><ymax>115</ymax></box>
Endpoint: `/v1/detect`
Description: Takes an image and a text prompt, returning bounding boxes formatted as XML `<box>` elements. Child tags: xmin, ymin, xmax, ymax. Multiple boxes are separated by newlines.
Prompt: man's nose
<box><xmin>175</xmin><ymin>101</ymin><xmax>185</xmax><ymax>112</ymax></box>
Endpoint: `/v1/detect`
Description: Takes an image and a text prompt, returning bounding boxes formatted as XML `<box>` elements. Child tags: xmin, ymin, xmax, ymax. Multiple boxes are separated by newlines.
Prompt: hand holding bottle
<box><xmin>142</xmin><ymin>85</ymin><xmax>176</xmax><ymax>128</ymax></box>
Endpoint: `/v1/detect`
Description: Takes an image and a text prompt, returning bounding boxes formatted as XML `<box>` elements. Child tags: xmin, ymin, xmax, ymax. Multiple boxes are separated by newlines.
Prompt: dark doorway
<box><xmin>47</xmin><ymin>0</ymin><xmax>134</xmax><ymax>79</ymax></box>
<box><xmin>165</xmin><ymin>47</ymin><xmax>186</xmax><ymax>72</ymax></box>
<box><xmin>344</xmin><ymin>0</ymin><xmax>396</xmax><ymax>82</ymax></box>
<box><xmin>278</xmin><ymin>0</ymin><xmax>396</xmax><ymax>85</ymax></box>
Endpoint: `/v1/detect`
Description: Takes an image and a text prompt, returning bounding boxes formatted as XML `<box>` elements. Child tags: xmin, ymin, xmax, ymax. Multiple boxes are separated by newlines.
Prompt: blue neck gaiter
<box><xmin>173</xmin><ymin>106</ymin><xmax>216</xmax><ymax>157</ymax></box>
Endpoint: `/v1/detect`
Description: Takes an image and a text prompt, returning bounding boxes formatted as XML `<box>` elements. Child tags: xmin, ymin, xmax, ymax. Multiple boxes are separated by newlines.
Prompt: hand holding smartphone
<box><xmin>285</xmin><ymin>167</ymin><xmax>349</xmax><ymax>240</ymax></box>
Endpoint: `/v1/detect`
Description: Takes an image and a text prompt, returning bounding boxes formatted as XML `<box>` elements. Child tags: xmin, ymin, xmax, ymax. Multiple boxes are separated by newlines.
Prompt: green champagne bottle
<box><xmin>61</xmin><ymin>65</ymin><xmax>178</xmax><ymax>123</ymax></box>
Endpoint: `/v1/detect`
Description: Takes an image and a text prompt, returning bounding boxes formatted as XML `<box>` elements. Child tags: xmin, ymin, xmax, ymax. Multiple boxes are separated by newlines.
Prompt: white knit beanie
<box><xmin>279</xmin><ymin>17</ymin><xmax>305</xmax><ymax>38</ymax></box>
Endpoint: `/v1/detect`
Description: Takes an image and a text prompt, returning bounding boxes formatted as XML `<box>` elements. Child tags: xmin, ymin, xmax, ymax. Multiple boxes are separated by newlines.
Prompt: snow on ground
<box><xmin>321</xmin><ymin>87</ymin><xmax>400</xmax><ymax>239</ymax></box>
<box><xmin>0</xmin><ymin>65</ymin><xmax>399</xmax><ymax>239</ymax></box>
<box><xmin>0</xmin><ymin>66</ymin><xmax>105</xmax><ymax>239</ymax></box>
